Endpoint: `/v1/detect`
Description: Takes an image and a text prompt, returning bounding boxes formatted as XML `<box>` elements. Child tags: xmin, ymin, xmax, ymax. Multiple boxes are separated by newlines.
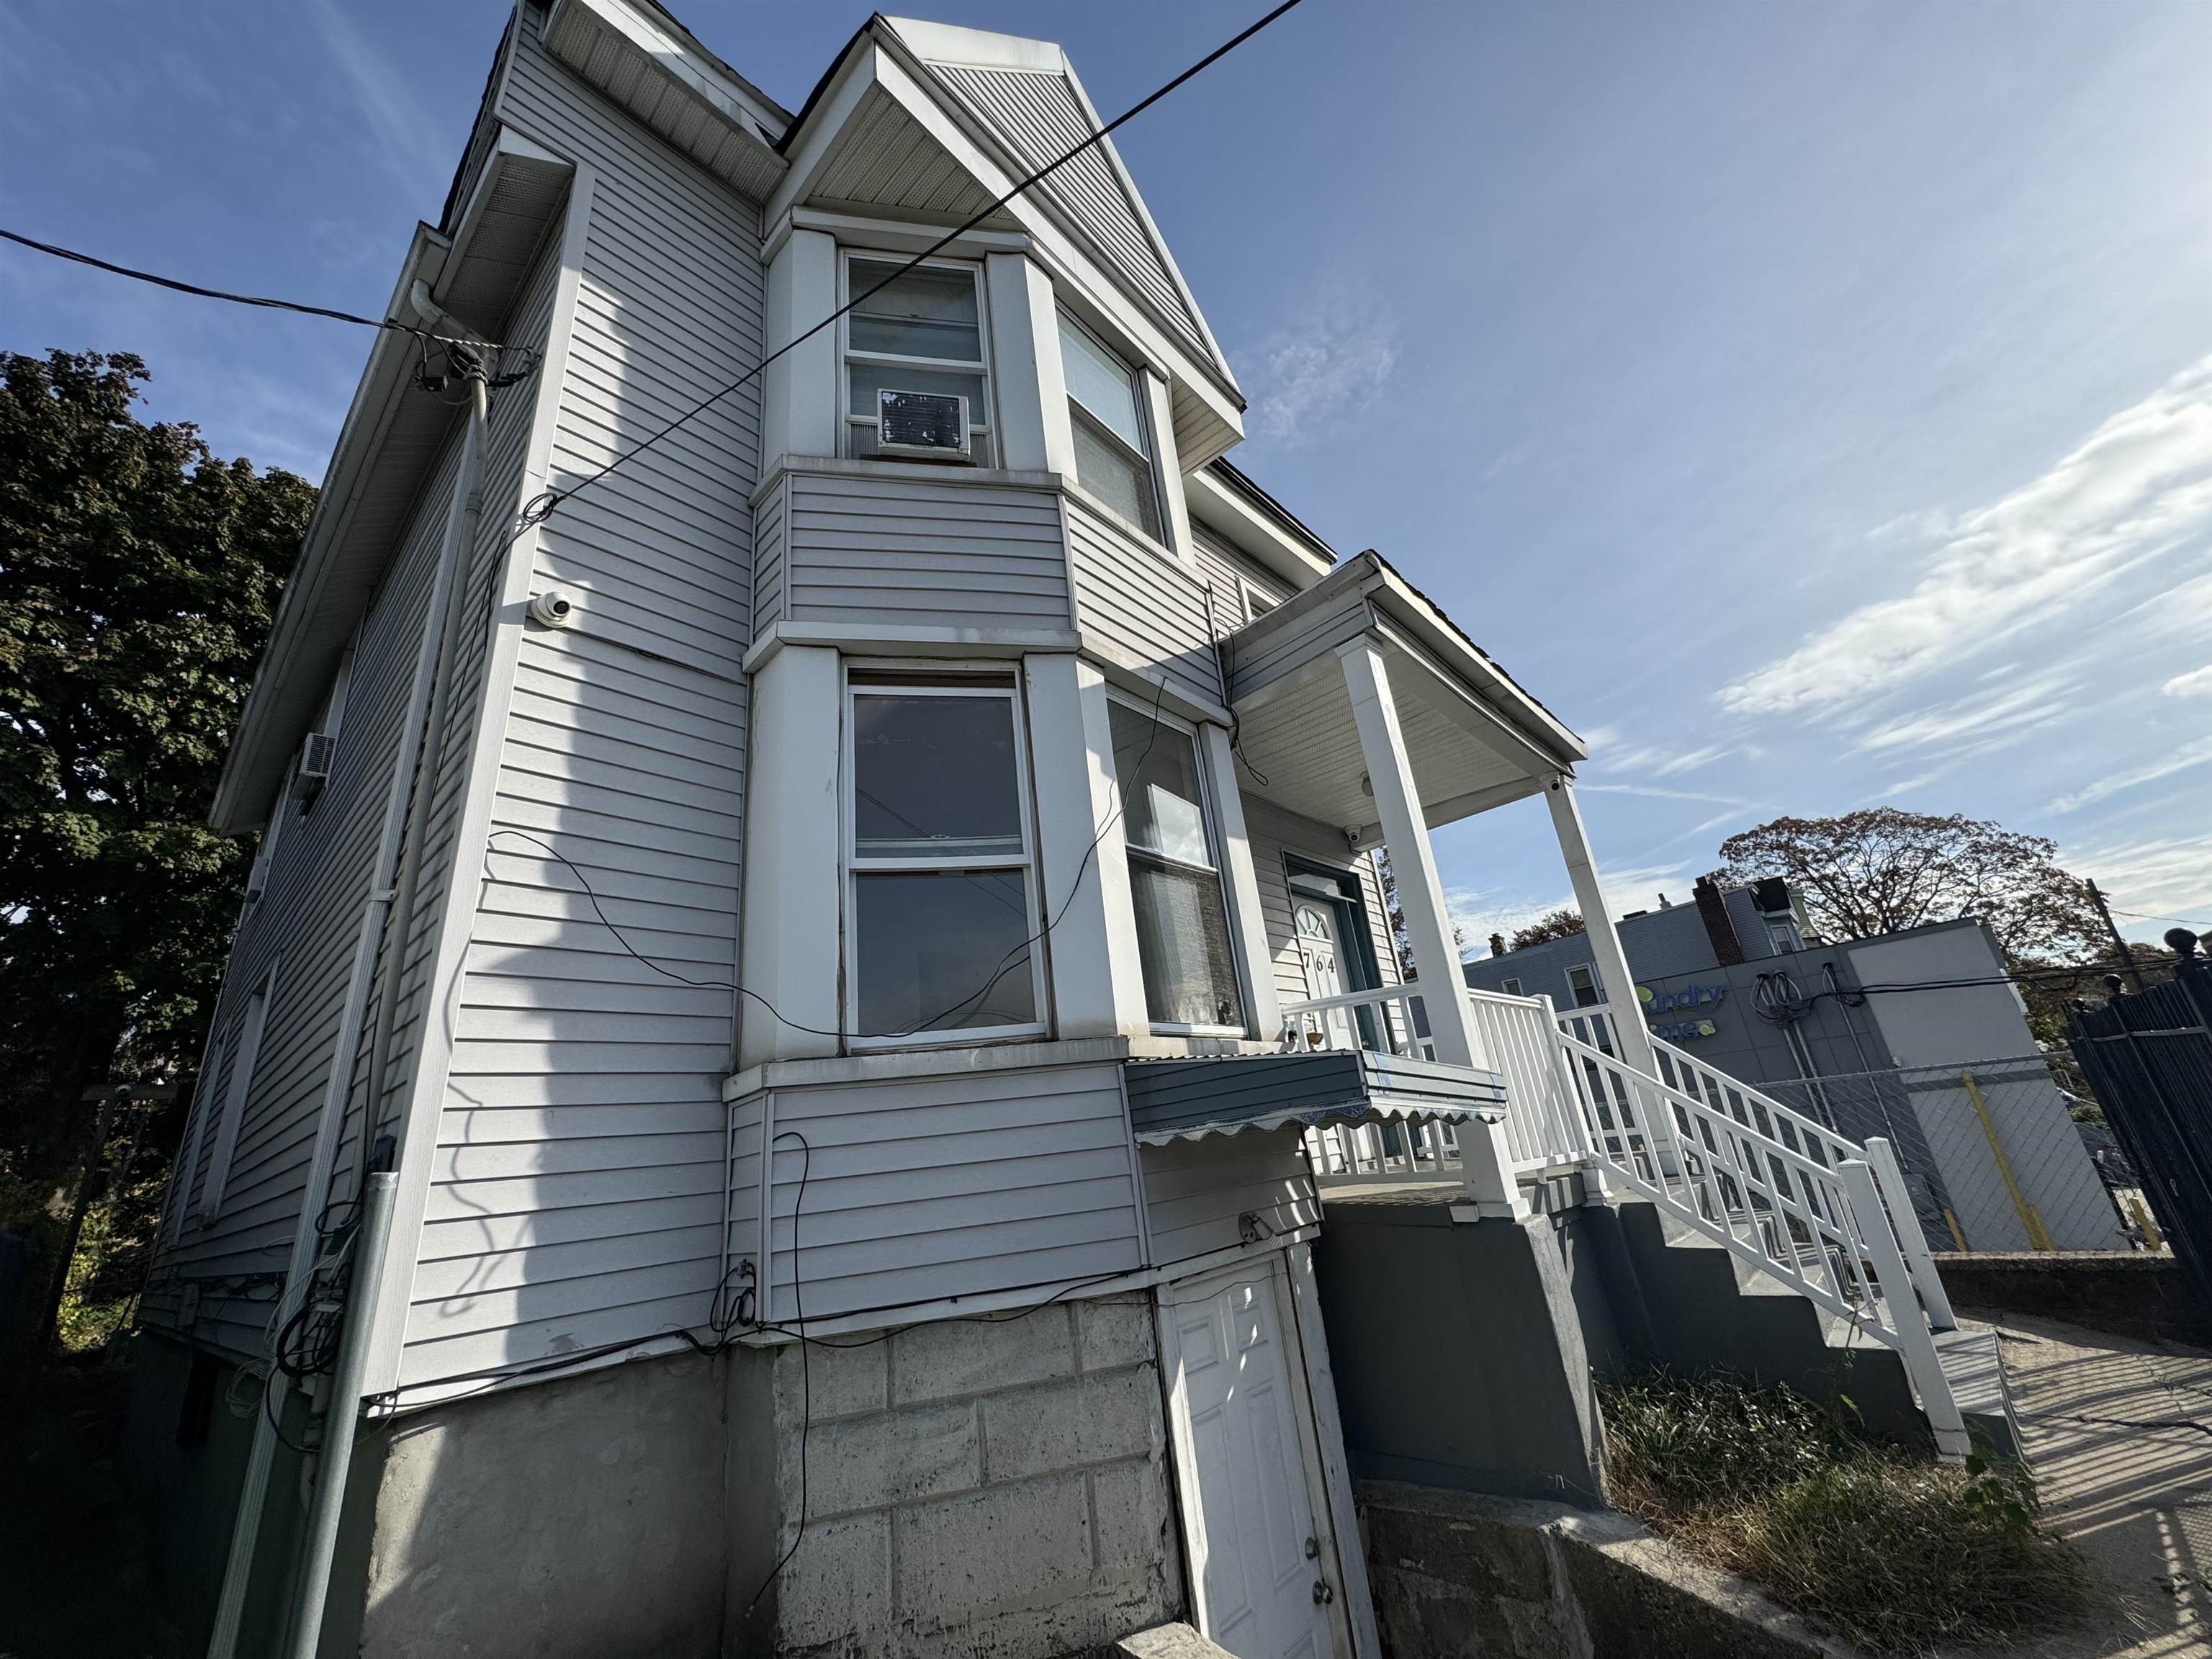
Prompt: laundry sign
<box><xmin>1637</xmin><ymin>981</ymin><xmax>1725</xmax><ymax>1040</ymax></box>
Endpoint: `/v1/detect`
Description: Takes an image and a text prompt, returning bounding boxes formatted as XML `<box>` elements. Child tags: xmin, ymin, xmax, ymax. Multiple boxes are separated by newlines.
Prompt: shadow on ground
<box><xmin>1948</xmin><ymin>1309</ymin><xmax>2212</xmax><ymax>1659</ymax></box>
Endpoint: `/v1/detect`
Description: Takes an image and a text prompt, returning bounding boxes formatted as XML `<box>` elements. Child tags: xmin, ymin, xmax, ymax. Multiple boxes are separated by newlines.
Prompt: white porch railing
<box><xmin>1557</xmin><ymin>1002</ymin><xmax>1968</xmax><ymax>1457</ymax></box>
<box><xmin>1286</xmin><ymin>984</ymin><xmax>1968</xmax><ymax>1456</ymax></box>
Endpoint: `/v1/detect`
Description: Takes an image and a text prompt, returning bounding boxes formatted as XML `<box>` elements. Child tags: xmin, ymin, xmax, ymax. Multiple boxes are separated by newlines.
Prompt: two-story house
<box><xmin>127</xmin><ymin>6</ymin><xmax>1990</xmax><ymax>1658</ymax></box>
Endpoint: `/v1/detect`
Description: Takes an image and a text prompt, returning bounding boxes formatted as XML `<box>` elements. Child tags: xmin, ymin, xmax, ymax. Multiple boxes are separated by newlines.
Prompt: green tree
<box><xmin>1510</xmin><ymin>909</ymin><xmax>1586</xmax><ymax>953</ymax></box>
<box><xmin>1</xmin><ymin>349</ymin><xmax>312</xmax><ymax>1356</ymax></box>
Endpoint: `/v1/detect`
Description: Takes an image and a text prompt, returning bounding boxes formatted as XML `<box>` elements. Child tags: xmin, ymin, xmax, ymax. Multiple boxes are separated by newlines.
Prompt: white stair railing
<box><xmin>1555</xmin><ymin>1010</ymin><xmax>1969</xmax><ymax>1457</ymax></box>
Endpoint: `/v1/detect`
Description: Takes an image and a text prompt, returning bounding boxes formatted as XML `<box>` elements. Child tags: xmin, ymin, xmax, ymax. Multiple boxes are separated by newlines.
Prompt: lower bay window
<box><xmin>846</xmin><ymin>675</ymin><xmax>1043</xmax><ymax>1046</ymax></box>
<box><xmin>1107</xmin><ymin>698</ymin><xmax>1246</xmax><ymax>1034</ymax></box>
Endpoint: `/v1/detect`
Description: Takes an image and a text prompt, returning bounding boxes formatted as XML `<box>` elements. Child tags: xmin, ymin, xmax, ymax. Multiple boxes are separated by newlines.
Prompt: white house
<box><xmin>131</xmin><ymin>6</ymin><xmax>1989</xmax><ymax>1658</ymax></box>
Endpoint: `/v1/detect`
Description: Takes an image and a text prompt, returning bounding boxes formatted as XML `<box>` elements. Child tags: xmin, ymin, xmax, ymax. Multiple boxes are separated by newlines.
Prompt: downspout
<box><xmin>202</xmin><ymin>295</ymin><xmax>490</xmax><ymax>1659</ymax></box>
<box><xmin>282</xmin><ymin>321</ymin><xmax>493</xmax><ymax>1659</ymax></box>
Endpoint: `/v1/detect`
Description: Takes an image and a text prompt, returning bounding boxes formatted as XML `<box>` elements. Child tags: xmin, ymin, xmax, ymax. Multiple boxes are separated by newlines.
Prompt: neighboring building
<box><xmin>125</xmin><ymin>7</ymin><xmax>1994</xmax><ymax>1658</ymax></box>
<box><xmin>1465</xmin><ymin>876</ymin><xmax>2126</xmax><ymax>1254</ymax></box>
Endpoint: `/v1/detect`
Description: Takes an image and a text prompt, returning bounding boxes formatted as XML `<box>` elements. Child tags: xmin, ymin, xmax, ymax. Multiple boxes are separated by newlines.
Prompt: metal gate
<box><xmin>2067</xmin><ymin>946</ymin><xmax>2212</xmax><ymax>1320</ymax></box>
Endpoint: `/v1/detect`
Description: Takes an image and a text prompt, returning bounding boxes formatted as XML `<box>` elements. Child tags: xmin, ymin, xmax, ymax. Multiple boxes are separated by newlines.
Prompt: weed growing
<box><xmin>1601</xmin><ymin>1371</ymin><xmax>2088</xmax><ymax>1654</ymax></box>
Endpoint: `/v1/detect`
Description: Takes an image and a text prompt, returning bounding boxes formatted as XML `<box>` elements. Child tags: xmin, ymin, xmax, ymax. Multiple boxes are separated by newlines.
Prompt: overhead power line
<box><xmin>0</xmin><ymin>226</ymin><xmax>518</xmax><ymax>351</ymax></box>
<box><xmin>508</xmin><ymin>0</ymin><xmax>1308</xmax><ymax>541</ymax></box>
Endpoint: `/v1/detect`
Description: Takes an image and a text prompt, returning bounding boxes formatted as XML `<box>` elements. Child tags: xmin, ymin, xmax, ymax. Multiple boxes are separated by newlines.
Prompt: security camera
<box><xmin>529</xmin><ymin>590</ymin><xmax>578</xmax><ymax>629</ymax></box>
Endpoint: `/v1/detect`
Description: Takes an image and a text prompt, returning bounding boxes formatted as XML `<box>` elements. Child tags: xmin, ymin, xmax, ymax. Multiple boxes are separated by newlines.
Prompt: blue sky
<box><xmin>4</xmin><ymin>0</ymin><xmax>2207</xmax><ymax>948</ymax></box>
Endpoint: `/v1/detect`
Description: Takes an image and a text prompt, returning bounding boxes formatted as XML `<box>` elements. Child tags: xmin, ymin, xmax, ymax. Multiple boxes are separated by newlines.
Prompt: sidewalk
<box><xmin>1958</xmin><ymin>1310</ymin><xmax>2212</xmax><ymax>1659</ymax></box>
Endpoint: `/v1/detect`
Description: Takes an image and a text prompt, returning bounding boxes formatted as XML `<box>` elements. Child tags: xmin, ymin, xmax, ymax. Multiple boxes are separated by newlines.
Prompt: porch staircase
<box><xmin>1295</xmin><ymin>985</ymin><xmax>2001</xmax><ymax>1460</ymax></box>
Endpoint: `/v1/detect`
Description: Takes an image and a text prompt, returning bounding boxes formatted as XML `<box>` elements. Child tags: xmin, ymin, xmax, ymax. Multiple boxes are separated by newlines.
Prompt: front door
<box><xmin>1292</xmin><ymin>899</ymin><xmax>1356</xmax><ymax>1053</ymax></box>
<box><xmin>1163</xmin><ymin>1262</ymin><xmax>1344</xmax><ymax>1659</ymax></box>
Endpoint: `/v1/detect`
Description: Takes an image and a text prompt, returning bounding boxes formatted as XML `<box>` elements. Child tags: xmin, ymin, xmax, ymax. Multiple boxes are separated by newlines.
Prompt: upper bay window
<box><xmin>1109</xmin><ymin>698</ymin><xmax>1245</xmax><ymax>1033</ymax></box>
<box><xmin>1058</xmin><ymin>312</ymin><xmax>1162</xmax><ymax>542</ymax></box>
<box><xmin>842</xmin><ymin>255</ymin><xmax>995</xmax><ymax>467</ymax></box>
<box><xmin>846</xmin><ymin>676</ymin><xmax>1042</xmax><ymax>1046</ymax></box>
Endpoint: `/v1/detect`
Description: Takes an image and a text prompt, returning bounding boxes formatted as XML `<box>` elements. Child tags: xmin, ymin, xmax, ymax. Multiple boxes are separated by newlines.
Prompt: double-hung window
<box><xmin>846</xmin><ymin>678</ymin><xmax>1043</xmax><ymax>1046</ymax></box>
<box><xmin>1565</xmin><ymin>965</ymin><xmax>1601</xmax><ymax>1008</ymax></box>
<box><xmin>842</xmin><ymin>255</ymin><xmax>994</xmax><ymax>466</ymax></box>
<box><xmin>1057</xmin><ymin>312</ymin><xmax>1162</xmax><ymax>541</ymax></box>
<box><xmin>1109</xmin><ymin>699</ymin><xmax>1245</xmax><ymax>1033</ymax></box>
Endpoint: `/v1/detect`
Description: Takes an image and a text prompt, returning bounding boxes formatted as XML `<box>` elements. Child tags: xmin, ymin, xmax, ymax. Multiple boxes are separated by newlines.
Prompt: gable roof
<box><xmin>878</xmin><ymin>18</ymin><xmax>1232</xmax><ymax>385</ymax></box>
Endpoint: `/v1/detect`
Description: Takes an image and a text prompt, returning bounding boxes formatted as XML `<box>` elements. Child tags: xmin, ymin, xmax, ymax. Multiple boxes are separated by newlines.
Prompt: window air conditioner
<box><xmin>292</xmin><ymin>730</ymin><xmax>338</xmax><ymax>804</ymax></box>
<box><xmin>877</xmin><ymin>389</ymin><xmax>971</xmax><ymax>460</ymax></box>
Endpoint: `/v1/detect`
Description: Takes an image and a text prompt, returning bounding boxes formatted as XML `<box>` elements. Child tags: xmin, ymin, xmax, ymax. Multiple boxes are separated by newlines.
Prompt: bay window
<box><xmin>1057</xmin><ymin>312</ymin><xmax>1162</xmax><ymax>540</ymax></box>
<box><xmin>842</xmin><ymin>255</ymin><xmax>995</xmax><ymax>466</ymax></box>
<box><xmin>1109</xmin><ymin>699</ymin><xmax>1245</xmax><ymax>1033</ymax></box>
<box><xmin>847</xmin><ymin>678</ymin><xmax>1042</xmax><ymax>1044</ymax></box>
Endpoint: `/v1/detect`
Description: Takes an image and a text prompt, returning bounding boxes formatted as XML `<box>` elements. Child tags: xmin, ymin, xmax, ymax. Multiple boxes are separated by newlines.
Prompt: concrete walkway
<box><xmin>1956</xmin><ymin>1310</ymin><xmax>2212</xmax><ymax>1659</ymax></box>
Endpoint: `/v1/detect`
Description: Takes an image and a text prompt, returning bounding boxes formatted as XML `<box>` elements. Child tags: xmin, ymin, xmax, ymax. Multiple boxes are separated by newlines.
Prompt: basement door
<box><xmin>1161</xmin><ymin>1258</ymin><xmax>1348</xmax><ymax>1659</ymax></box>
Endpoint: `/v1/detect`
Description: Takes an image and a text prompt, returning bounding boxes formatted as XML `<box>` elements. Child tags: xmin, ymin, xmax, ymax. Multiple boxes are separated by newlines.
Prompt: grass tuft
<box><xmin>1602</xmin><ymin>1372</ymin><xmax>2089</xmax><ymax>1655</ymax></box>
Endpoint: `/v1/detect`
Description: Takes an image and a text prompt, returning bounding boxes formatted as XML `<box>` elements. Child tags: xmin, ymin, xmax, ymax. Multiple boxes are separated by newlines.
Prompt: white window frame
<box><xmin>841</xmin><ymin>675</ymin><xmax>1048</xmax><ymax>1051</ymax></box>
<box><xmin>839</xmin><ymin>251</ymin><xmax>997</xmax><ymax>466</ymax></box>
<box><xmin>1500</xmin><ymin>976</ymin><xmax>1524</xmax><ymax>997</ymax></box>
<box><xmin>1565</xmin><ymin>964</ymin><xmax>1601</xmax><ymax>1008</ymax></box>
<box><xmin>197</xmin><ymin>968</ymin><xmax>275</xmax><ymax>1223</ymax></box>
<box><xmin>1107</xmin><ymin>691</ymin><xmax>1249</xmax><ymax>1039</ymax></box>
<box><xmin>1057</xmin><ymin>308</ymin><xmax>1166</xmax><ymax>542</ymax></box>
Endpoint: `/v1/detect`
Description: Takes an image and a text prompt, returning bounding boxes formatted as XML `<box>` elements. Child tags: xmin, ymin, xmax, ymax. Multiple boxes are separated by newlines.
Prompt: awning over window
<box><xmin>1123</xmin><ymin>1051</ymin><xmax>1507</xmax><ymax>1146</ymax></box>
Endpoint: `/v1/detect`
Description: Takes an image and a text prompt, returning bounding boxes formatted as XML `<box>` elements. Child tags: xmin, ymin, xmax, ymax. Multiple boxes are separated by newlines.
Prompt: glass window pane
<box><xmin>1109</xmin><ymin>703</ymin><xmax>1210</xmax><ymax>866</ymax></box>
<box><xmin>1057</xmin><ymin>315</ymin><xmax>1148</xmax><ymax>453</ymax></box>
<box><xmin>1126</xmin><ymin>852</ymin><xmax>1244</xmax><ymax>1028</ymax></box>
<box><xmin>1069</xmin><ymin>410</ymin><xmax>1160</xmax><ymax>539</ymax></box>
<box><xmin>853</xmin><ymin>694</ymin><xmax>1022</xmax><ymax>858</ymax></box>
<box><xmin>849</xmin><ymin>260</ymin><xmax>981</xmax><ymax>361</ymax></box>
<box><xmin>855</xmin><ymin>871</ymin><xmax>1037</xmax><ymax>1033</ymax></box>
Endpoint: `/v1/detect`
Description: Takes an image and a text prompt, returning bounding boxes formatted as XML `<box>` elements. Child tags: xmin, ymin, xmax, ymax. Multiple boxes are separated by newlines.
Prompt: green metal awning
<box><xmin>1123</xmin><ymin>1051</ymin><xmax>1507</xmax><ymax>1146</ymax></box>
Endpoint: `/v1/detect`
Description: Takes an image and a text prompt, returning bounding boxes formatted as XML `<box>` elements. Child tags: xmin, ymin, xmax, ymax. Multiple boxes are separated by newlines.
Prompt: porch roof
<box><xmin>1121</xmin><ymin>1051</ymin><xmax>1507</xmax><ymax>1146</ymax></box>
<box><xmin>1221</xmin><ymin>552</ymin><xmax>1586</xmax><ymax>845</ymax></box>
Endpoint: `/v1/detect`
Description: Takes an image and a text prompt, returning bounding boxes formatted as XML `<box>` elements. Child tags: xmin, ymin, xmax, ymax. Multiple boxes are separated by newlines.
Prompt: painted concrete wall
<box><xmin>734</xmin><ymin>1292</ymin><xmax>1184</xmax><ymax>1659</ymax></box>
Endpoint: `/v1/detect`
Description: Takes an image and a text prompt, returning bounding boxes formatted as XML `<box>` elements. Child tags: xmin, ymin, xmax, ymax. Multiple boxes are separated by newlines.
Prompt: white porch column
<box><xmin>739</xmin><ymin>644</ymin><xmax>842</xmax><ymax>1066</ymax></box>
<box><xmin>1339</xmin><ymin>642</ymin><xmax>1521</xmax><ymax>1215</ymax></box>
<box><xmin>1023</xmin><ymin>654</ymin><xmax>1149</xmax><ymax>1038</ymax></box>
<box><xmin>1543</xmin><ymin>775</ymin><xmax>1659</xmax><ymax>1076</ymax></box>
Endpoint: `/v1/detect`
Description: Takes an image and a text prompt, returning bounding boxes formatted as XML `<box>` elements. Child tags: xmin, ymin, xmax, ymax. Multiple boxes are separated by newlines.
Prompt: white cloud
<box><xmin>1246</xmin><ymin>296</ymin><xmax>1397</xmax><ymax>446</ymax></box>
<box><xmin>1593</xmin><ymin>739</ymin><xmax>1735</xmax><ymax>777</ymax></box>
<box><xmin>2163</xmin><ymin>665</ymin><xmax>2212</xmax><ymax>698</ymax></box>
<box><xmin>1720</xmin><ymin>355</ymin><xmax>2212</xmax><ymax>716</ymax></box>
<box><xmin>2046</xmin><ymin>734</ymin><xmax>2212</xmax><ymax>814</ymax></box>
<box><xmin>1578</xmin><ymin>782</ymin><xmax>1747</xmax><ymax>806</ymax></box>
<box><xmin>2060</xmin><ymin>829</ymin><xmax>2212</xmax><ymax>938</ymax></box>
<box><xmin>308</xmin><ymin>0</ymin><xmax>454</xmax><ymax>194</ymax></box>
<box><xmin>1846</xmin><ymin>667</ymin><xmax>2078</xmax><ymax>757</ymax></box>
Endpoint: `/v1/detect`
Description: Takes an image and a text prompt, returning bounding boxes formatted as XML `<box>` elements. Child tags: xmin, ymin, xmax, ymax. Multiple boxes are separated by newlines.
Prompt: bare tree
<box><xmin>1715</xmin><ymin>809</ymin><xmax>2102</xmax><ymax>961</ymax></box>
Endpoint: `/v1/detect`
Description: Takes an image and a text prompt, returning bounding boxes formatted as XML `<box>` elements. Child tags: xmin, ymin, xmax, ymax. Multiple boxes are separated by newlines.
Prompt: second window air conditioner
<box><xmin>877</xmin><ymin>389</ymin><xmax>971</xmax><ymax>461</ymax></box>
<box><xmin>292</xmin><ymin>730</ymin><xmax>338</xmax><ymax>805</ymax></box>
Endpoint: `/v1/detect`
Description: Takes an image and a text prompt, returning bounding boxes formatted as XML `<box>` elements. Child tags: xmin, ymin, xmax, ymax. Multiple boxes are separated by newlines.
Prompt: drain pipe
<box><xmin>282</xmin><ymin>1166</ymin><xmax>400</xmax><ymax>1659</ymax></box>
<box><xmin>203</xmin><ymin>294</ymin><xmax>490</xmax><ymax>1659</ymax></box>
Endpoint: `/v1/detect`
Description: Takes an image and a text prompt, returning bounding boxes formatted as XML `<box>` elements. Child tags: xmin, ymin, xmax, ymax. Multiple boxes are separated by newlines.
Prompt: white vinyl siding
<box><xmin>760</xmin><ymin>467</ymin><xmax>1071</xmax><ymax>633</ymax></box>
<box><xmin>1138</xmin><ymin>1128</ymin><xmax>1318</xmax><ymax>1269</ymax></box>
<box><xmin>736</xmin><ymin>1061</ymin><xmax>1146</xmax><ymax>1326</ymax></box>
<box><xmin>394</xmin><ymin>4</ymin><xmax>762</xmax><ymax>1393</ymax></box>
<box><xmin>1065</xmin><ymin>495</ymin><xmax>1222</xmax><ymax>710</ymax></box>
<box><xmin>1191</xmin><ymin>526</ymin><xmax>1291</xmax><ymax>635</ymax></box>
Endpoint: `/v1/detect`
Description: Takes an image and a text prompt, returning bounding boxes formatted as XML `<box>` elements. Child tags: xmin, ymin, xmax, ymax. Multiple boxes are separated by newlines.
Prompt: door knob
<box><xmin>1312</xmin><ymin>1581</ymin><xmax>1334</xmax><ymax>1605</ymax></box>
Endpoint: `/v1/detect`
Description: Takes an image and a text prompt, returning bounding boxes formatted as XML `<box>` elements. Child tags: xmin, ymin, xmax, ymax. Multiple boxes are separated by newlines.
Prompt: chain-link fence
<box><xmin>1761</xmin><ymin>1053</ymin><xmax>2131</xmax><ymax>1256</ymax></box>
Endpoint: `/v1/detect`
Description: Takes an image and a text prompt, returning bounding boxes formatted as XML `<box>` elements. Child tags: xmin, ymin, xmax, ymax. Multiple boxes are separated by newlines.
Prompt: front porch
<box><xmin>1180</xmin><ymin>550</ymin><xmax>1987</xmax><ymax>1462</ymax></box>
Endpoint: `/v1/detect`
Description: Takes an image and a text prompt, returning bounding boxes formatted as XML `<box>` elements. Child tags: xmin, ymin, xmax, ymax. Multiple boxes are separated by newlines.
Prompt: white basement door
<box><xmin>1163</xmin><ymin>1261</ymin><xmax>1344</xmax><ymax>1659</ymax></box>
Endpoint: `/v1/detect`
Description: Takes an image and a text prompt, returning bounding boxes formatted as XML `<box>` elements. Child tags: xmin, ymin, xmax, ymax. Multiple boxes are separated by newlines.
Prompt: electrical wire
<box><xmin>503</xmin><ymin>0</ymin><xmax>1308</xmax><ymax>545</ymax></box>
<box><xmin>482</xmin><ymin>672</ymin><xmax>1172</xmax><ymax>1043</ymax></box>
<box><xmin>2111</xmin><ymin>907</ymin><xmax>2212</xmax><ymax>930</ymax></box>
<box><xmin>0</xmin><ymin>226</ymin><xmax>535</xmax><ymax>360</ymax></box>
